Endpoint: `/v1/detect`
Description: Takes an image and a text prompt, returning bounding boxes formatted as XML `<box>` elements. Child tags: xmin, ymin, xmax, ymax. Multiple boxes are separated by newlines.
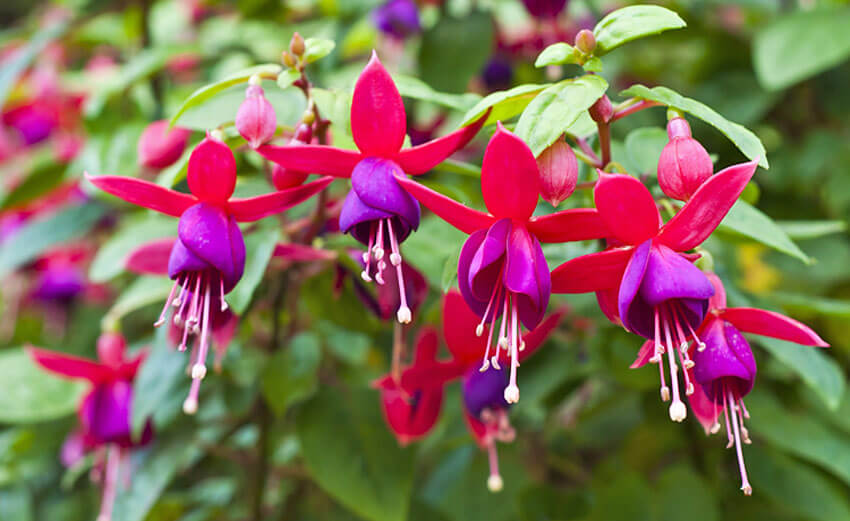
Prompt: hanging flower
<box><xmin>137</xmin><ymin>120</ymin><xmax>192</xmax><ymax>170</ymax></box>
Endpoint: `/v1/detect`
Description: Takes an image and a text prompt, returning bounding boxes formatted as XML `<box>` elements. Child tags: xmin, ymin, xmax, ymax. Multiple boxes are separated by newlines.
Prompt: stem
<box><xmin>139</xmin><ymin>0</ymin><xmax>163</xmax><ymax>118</ymax></box>
<box><xmin>597</xmin><ymin>122</ymin><xmax>611</xmax><ymax>167</ymax></box>
<box><xmin>611</xmin><ymin>100</ymin><xmax>662</xmax><ymax>122</ymax></box>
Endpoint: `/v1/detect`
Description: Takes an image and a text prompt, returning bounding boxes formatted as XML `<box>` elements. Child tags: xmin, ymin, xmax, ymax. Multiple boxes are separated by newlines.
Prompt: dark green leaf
<box><xmin>754</xmin><ymin>337</ymin><xmax>844</xmax><ymax>410</ymax></box>
<box><xmin>619</xmin><ymin>84</ymin><xmax>768</xmax><ymax>168</ymax></box>
<box><xmin>753</xmin><ymin>9</ymin><xmax>850</xmax><ymax>91</ymax></box>
<box><xmin>226</xmin><ymin>225</ymin><xmax>280</xmax><ymax>314</ymax></box>
<box><xmin>132</xmin><ymin>328</ymin><xmax>189</xmax><ymax>435</ymax></box>
<box><xmin>261</xmin><ymin>332</ymin><xmax>321</xmax><ymax>416</ymax></box>
<box><xmin>624</xmin><ymin>127</ymin><xmax>667</xmax><ymax>175</ymax></box>
<box><xmin>718</xmin><ymin>200</ymin><xmax>810</xmax><ymax>263</ymax></box>
<box><xmin>593</xmin><ymin>6</ymin><xmax>686</xmax><ymax>55</ymax></box>
<box><xmin>419</xmin><ymin>12</ymin><xmax>493</xmax><ymax>94</ymax></box>
<box><xmin>516</xmin><ymin>75</ymin><xmax>609</xmax><ymax>156</ymax></box>
<box><xmin>779</xmin><ymin>220</ymin><xmax>847</xmax><ymax>240</ymax></box>
<box><xmin>297</xmin><ymin>388</ymin><xmax>415</xmax><ymax>521</ymax></box>
<box><xmin>0</xmin><ymin>348</ymin><xmax>86</xmax><ymax>424</ymax></box>
<box><xmin>89</xmin><ymin>213</ymin><xmax>177</xmax><ymax>283</ymax></box>
<box><xmin>655</xmin><ymin>466</ymin><xmax>718</xmax><ymax>521</ymax></box>
<box><xmin>461</xmin><ymin>84</ymin><xmax>551</xmax><ymax>126</ymax></box>
<box><xmin>394</xmin><ymin>74</ymin><xmax>481</xmax><ymax>112</ymax></box>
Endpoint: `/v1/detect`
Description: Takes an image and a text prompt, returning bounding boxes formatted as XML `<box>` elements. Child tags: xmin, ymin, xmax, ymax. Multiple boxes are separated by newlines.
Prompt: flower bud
<box><xmin>589</xmin><ymin>95</ymin><xmax>613</xmax><ymax>123</ymax></box>
<box><xmin>575</xmin><ymin>29</ymin><xmax>596</xmax><ymax>55</ymax></box>
<box><xmin>281</xmin><ymin>51</ymin><xmax>296</xmax><ymax>68</ymax></box>
<box><xmin>235</xmin><ymin>84</ymin><xmax>277</xmax><ymax>148</ymax></box>
<box><xmin>657</xmin><ymin>118</ymin><xmax>713</xmax><ymax>201</ymax></box>
<box><xmin>290</xmin><ymin>32</ymin><xmax>305</xmax><ymax>57</ymax></box>
<box><xmin>536</xmin><ymin>140</ymin><xmax>578</xmax><ymax>206</ymax></box>
<box><xmin>137</xmin><ymin>120</ymin><xmax>191</xmax><ymax>169</ymax></box>
<box><xmin>272</xmin><ymin>164</ymin><xmax>309</xmax><ymax>190</ymax></box>
<box><xmin>97</xmin><ymin>332</ymin><xmax>127</xmax><ymax>368</ymax></box>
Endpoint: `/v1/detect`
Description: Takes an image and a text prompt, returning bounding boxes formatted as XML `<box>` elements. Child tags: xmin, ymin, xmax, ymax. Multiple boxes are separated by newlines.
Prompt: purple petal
<box><xmin>350</xmin><ymin>157</ymin><xmax>421</xmax><ymax>231</ymax></box>
<box><xmin>618</xmin><ymin>239</ymin><xmax>652</xmax><ymax>335</ymax></box>
<box><xmin>339</xmin><ymin>187</ymin><xmax>395</xmax><ymax>244</ymax></box>
<box><xmin>458</xmin><ymin>229</ymin><xmax>490</xmax><ymax>318</ymax></box>
<box><xmin>469</xmin><ymin>218</ymin><xmax>510</xmax><ymax>301</ymax></box>
<box><xmin>505</xmin><ymin>224</ymin><xmax>550</xmax><ymax>329</ymax></box>
<box><xmin>462</xmin><ymin>365</ymin><xmax>510</xmax><ymax>418</ymax></box>
<box><xmin>640</xmin><ymin>244</ymin><xmax>715</xmax><ymax>306</ymax></box>
<box><xmin>173</xmin><ymin>202</ymin><xmax>245</xmax><ymax>292</ymax></box>
<box><xmin>692</xmin><ymin>319</ymin><xmax>757</xmax><ymax>402</ymax></box>
<box><xmin>80</xmin><ymin>381</ymin><xmax>132</xmax><ymax>445</ymax></box>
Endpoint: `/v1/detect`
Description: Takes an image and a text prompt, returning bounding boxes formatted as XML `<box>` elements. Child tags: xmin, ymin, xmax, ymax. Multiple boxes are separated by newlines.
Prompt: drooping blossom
<box><xmin>633</xmin><ymin>273</ymin><xmax>827</xmax><ymax>495</ymax></box>
<box><xmin>396</xmin><ymin>124</ymin><xmax>606</xmax><ymax>403</ymax></box>
<box><xmin>137</xmin><ymin>120</ymin><xmax>192</xmax><ymax>170</ymax></box>
<box><xmin>657</xmin><ymin>118</ymin><xmax>713</xmax><ymax>201</ymax></box>
<box><xmin>258</xmin><ymin>52</ymin><xmax>486</xmax><ymax>324</ymax></box>
<box><xmin>235</xmin><ymin>77</ymin><xmax>277</xmax><ymax>148</ymax></box>
<box><xmin>87</xmin><ymin>135</ymin><xmax>332</xmax><ymax>413</ymax></box>
<box><xmin>372</xmin><ymin>0</ymin><xmax>421</xmax><ymax>40</ymax></box>
<box><xmin>29</xmin><ymin>332</ymin><xmax>153</xmax><ymax>521</ymax></box>
<box><xmin>375</xmin><ymin>291</ymin><xmax>563</xmax><ymax>489</ymax></box>
<box><xmin>551</xmin><ymin>161</ymin><xmax>759</xmax><ymax>422</ymax></box>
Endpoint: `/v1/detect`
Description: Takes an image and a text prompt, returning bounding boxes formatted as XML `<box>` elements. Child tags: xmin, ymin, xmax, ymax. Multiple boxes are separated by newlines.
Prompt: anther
<box><xmin>390</xmin><ymin>252</ymin><xmax>402</xmax><ymax>266</ymax></box>
<box><xmin>479</xmin><ymin>359</ymin><xmax>490</xmax><ymax>372</ymax></box>
<box><xmin>361</xmin><ymin>270</ymin><xmax>372</xmax><ymax>282</ymax></box>
<box><xmin>487</xmin><ymin>474</ymin><xmax>503</xmax><ymax>492</ymax></box>
<box><xmin>475</xmin><ymin>324</ymin><xmax>484</xmax><ymax>337</ymax></box>
<box><xmin>396</xmin><ymin>306</ymin><xmax>412</xmax><ymax>324</ymax></box>
<box><xmin>191</xmin><ymin>364</ymin><xmax>207</xmax><ymax>380</ymax></box>
<box><xmin>660</xmin><ymin>386</ymin><xmax>671</xmax><ymax>401</ymax></box>
<box><xmin>504</xmin><ymin>384</ymin><xmax>519</xmax><ymax>404</ymax></box>
<box><xmin>182</xmin><ymin>397</ymin><xmax>198</xmax><ymax>415</ymax></box>
<box><xmin>669</xmin><ymin>400</ymin><xmax>687</xmax><ymax>422</ymax></box>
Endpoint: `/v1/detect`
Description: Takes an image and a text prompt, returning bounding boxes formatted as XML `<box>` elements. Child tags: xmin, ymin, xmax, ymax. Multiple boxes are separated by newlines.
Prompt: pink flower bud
<box><xmin>575</xmin><ymin>29</ymin><xmax>596</xmax><ymax>54</ymax></box>
<box><xmin>657</xmin><ymin>118</ymin><xmax>713</xmax><ymax>201</ymax></box>
<box><xmin>137</xmin><ymin>120</ymin><xmax>191</xmax><ymax>169</ymax></box>
<box><xmin>97</xmin><ymin>332</ymin><xmax>126</xmax><ymax>368</ymax></box>
<box><xmin>236</xmin><ymin>84</ymin><xmax>277</xmax><ymax>148</ymax></box>
<box><xmin>589</xmin><ymin>95</ymin><xmax>613</xmax><ymax>123</ymax></box>
<box><xmin>536</xmin><ymin>140</ymin><xmax>578</xmax><ymax>206</ymax></box>
<box><xmin>272</xmin><ymin>164</ymin><xmax>309</xmax><ymax>190</ymax></box>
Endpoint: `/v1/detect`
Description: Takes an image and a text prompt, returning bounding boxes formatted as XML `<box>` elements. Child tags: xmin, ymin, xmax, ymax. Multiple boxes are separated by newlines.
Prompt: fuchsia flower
<box><xmin>29</xmin><ymin>332</ymin><xmax>153</xmax><ymax>521</ymax></box>
<box><xmin>258</xmin><ymin>52</ymin><xmax>486</xmax><ymax>324</ymax></box>
<box><xmin>551</xmin><ymin>160</ymin><xmax>759</xmax><ymax>422</ymax></box>
<box><xmin>633</xmin><ymin>273</ymin><xmax>827</xmax><ymax>495</ymax></box>
<box><xmin>657</xmin><ymin>118</ymin><xmax>714</xmax><ymax>201</ymax></box>
<box><xmin>235</xmin><ymin>79</ymin><xmax>277</xmax><ymax>148</ymax></box>
<box><xmin>536</xmin><ymin>139</ymin><xmax>578</xmax><ymax>207</ymax></box>
<box><xmin>375</xmin><ymin>291</ymin><xmax>563</xmax><ymax>490</ymax></box>
<box><xmin>87</xmin><ymin>135</ymin><xmax>332</xmax><ymax>413</ymax></box>
<box><xmin>137</xmin><ymin>120</ymin><xmax>192</xmax><ymax>170</ymax></box>
<box><xmin>396</xmin><ymin>124</ymin><xmax>606</xmax><ymax>403</ymax></box>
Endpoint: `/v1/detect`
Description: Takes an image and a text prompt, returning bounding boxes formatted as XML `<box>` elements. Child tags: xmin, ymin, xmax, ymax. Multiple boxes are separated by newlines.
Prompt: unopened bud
<box><xmin>290</xmin><ymin>32</ymin><xmax>306</xmax><ymax>57</ymax></box>
<box><xmin>575</xmin><ymin>29</ymin><xmax>596</xmax><ymax>55</ymax></box>
<box><xmin>236</xmin><ymin>84</ymin><xmax>277</xmax><ymax>148</ymax></box>
<box><xmin>293</xmin><ymin>122</ymin><xmax>313</xmax><ymax>143</ymax></box>
<box><xmin>281</xmin><ymin>51</ymin><xmax>296</xmax><ymax>68</ymax></box>
<box><xmin>589</xmin><ymin>95</ymin><xmax>614</xmax><ymax>123</ymax></box>
<box><xmin>301</xmin><ymin>110</ymin><xmax>316</xmax><ymax>126</ymax></box>
<box><xmin>96</xmin><ymin>332</ymin><xmax>127</xmax><ymax>368</ymax></box>
<box><xmin>657</xmin><ymin>117</ymin><xmax>713</xmax><ymax>201</ymax></box>
<box><xmin>271</xmin><ymin>164</ymin><xmax>309</xmax><ymax>190</ymax></box>
<box><xmin>536</xmin><ymin>139</ymin><xmax>578</xmax><ymax>206</ymax></box>
<box><xmin>137</xmin><ymin>120</ymin><xmax>191</xmax><ymax>170</ymax></box>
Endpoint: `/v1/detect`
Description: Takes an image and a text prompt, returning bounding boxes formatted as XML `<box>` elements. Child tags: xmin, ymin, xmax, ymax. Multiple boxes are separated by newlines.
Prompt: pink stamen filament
<box><xmin>668</xmin><ymin>304</ymin><xmax>694</xmax><ymax>395</ymax></box>
<box><xmin>727</xmin><ymin>387</ymin><xmax>753</xmax><ymax>495</ymax></box>
<box><xmin>486</xmin><ymin>439</ymin><xmax>503</xmax><ymax>492</ymax></box>
<box><xmin>387</xmin><ymin>223</ymin><xmax>411</xmax><ymax>324</ymax></box>
<box><xmin>362</xmin><ymin>222</ymin><xmax>376</xmax><ymax>282</ymax></box>
<box><xmin>504</xmin><ymin>297</ymin><xmax>520</xmax><ymax>404</ymax></box>
<box><xmin>156</xmin><ymin>277</ymin><xmax>181</xmax><ymax>327</ymax></box>
<box><xmin>96</xmin><ymin>445</ymin><xmax>121</xmax><ymax>521</ymax></box>
<box><xmin>219</xmin><ymin>277</ymin><xmax>228</xmax><ymax>311</ymax></box>
<box><xmin>662</xmin><ymin>307</ymin><xmax>686</xmax><ymax>422</ymax></box>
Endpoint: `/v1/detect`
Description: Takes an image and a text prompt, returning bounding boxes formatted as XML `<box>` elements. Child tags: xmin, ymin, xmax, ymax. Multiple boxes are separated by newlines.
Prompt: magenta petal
<box><xmin>720</xmin><ymin>307</ymin><xmax>829</xmax><ymax>347</ymax></box>
<box><xmin>80</xmin><ymin>380</ymin><xmax>133</xmax><ymax>446</ymax></box>
<box><xmin>618</xmin><ymin>239</ymin><xmax>652</xmax><ymax>334</ymax></box>
<box><xmin>594</xmin><ymin>172</ymin><xmax>660</xmax><ymax>246</ymax></box>
<box><xmin>658</xmin><ymin>159</ymin><xmax>759</xmax><ymax>251</ymax></box>
<box><xmin>469</xmin><ymin>219</ymin><xmax>510</xmax><ymax>301</ymax></box>
<box><xmin>86</xmin><ymin>173</ymin><xmax>196</xmax><ymax>217</ymax></box>
<box><xmin>396</xmin><ymin>175</ymin><xmax>496</xmax><ymax>234</ymax></box>
<box><xmin>339</xmin><ymin>188</ymin><xmax>395</xmax><ymax>244</ymax></box>
<box><xmin>505</xmin><ymin>225</ymin><xmax>550</xmax><ymax>329</ymax></box>
<box><xmin>527</xmin><ymin>208</ymin><xmax>610</xmax><ymax>243</ymax></box>
<box><xmin>481</xmin><ymin>123</ymin><xmax>540</xmax><ymax>221</ymax></box>
<box><xmin>172</xmin><ymin>203</ymin><xmax>245</xmax><ymax>292</ymax></box>
<box><xmin>351</xmin><ymin>52</ymin><xmax>407</xmax><ymax>156</ymax></box>
<box><xmin>692</xmin><ymin>319</ymin><xmax>756</xmax><ymax>402</ymax></box>
<box><xmin>227</xmin><ymin>176</ymin><xmax>333</xmax><ymax>222</ymax></box>
<box><xmin>125</xmin><ymin>237</ymin><xmax>176</xmax><ymax>275</ymax></box>
<box><xmin>350</xmin><ymin>158</ymin><xmax>420</xmax><ymax>230</ymax></box>
<box><xmin>60</xmin><ymin>430</ymin><xmax>88</xmax><ymax>467</ymax></box>
<box><xmin>395</xmin><ymin>112</ymin><xmax>487</xmax><ymax>175</ymax></box>
<box><xmin>257</xmin><ymin>144</ymin><xmax>362</xmax><ymax>177</ymax></box>
<box><xmin>458</xmin><ymin>229</ymin><xmax>491</xmax><ymax>318</ymax></box>
<box><xmin>639</xmin><ymin>244</ymin><xmax>714</xmax><ymax>307</ymax></box>
<box><xmin>630</xmin><ymin>339</ymin><xmax>655</xmax><ymax>369</ymax></box>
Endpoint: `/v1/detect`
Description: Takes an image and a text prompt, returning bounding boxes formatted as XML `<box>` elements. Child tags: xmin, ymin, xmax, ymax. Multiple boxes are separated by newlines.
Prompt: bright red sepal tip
<box><xmin>86</xmin><ymin>173</ymin><xmax>333</xmax><ymax>222</ymax></box>
<box><xmin>396</xmin><ymin>125</ymin><xmax>608</xmax><ymax>243</ymax></box>
<box><xmin>256</xmin><ymin>51</ymin><xmax>488</xmax><ymax>178</ymax></box>
<box><xmin>551</xmin><ymin>160</ymin><xmax>759</xmax><ymax>295</ymax></box>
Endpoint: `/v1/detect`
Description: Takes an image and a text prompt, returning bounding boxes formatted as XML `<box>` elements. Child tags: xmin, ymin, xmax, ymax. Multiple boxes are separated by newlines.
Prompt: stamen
<box><xmin>651</xmin><ymin>309</ymin><xmax>663</xmax><ymax>363</ymax></box>
<box><xmin>728</xmin><ymin>388</ymin><xmax>753</xmax><ymax>495</ymax></box>
<box><xmin>480</xmin><ymin>303</ymin><xmax>497</xmax><ymax>372</ymax></box>
<box><xmin>663</xmin><ymin>307</ymin><xmax>686</xmax><ymax>422</ymax></box>
<box><xmin>504</xmin><ymin>297</ymin><xmax>520</xmax><ymax>404</ymax></box>
<box><xmin>363</xmin><ymin>221</ymin><xmax>376</xmax><ymax>282</ymax></box>
<box><xmin>373</xmin><ymin>220</ymin><xmax>385</xmax><ymax>260</ymax></box>
<box><xmin>375</xmin><ymin>260</ymin><xmax>386</xmax><ymax>285</ymax></box>
<box><xmin>723</xmin><ymin>389</ymin><xmax>734</xmax><ymax>448</ymax></box>
<box><xmin>486</xmin><ymin>440</ymin><xmax>503</xmax><ymax>493</ymax></box>
<box><xmin>155</xmin><ymin>278</ymin><xmax>181</xmax><ymax>327</ymax></box>
<box><xmin>219</xmin><ymin>278</ymin><xmax>228</xmax><ymax>311</ymax></box>
<box><xmin>96</xmin><ymin>445</ymin><xmax>121</xmax><ymax>521</ymax></box>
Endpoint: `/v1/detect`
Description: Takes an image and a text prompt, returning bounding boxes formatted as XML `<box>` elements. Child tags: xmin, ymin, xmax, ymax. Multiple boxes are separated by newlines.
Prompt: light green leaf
<box><xmin>769</xmin><ymin>292</ymin><xmax>850</xmax><ymax>318</ymax></box>
<box><xmin>303</xmin><ymin>37</ymin><xmax>336</xmax><ymax>64</ymax></box>
<box><xmin>0</xmin><ymin>348</ymin><xmax>87</xmax><ymax>424</ymax></box>
<box><xmin>175</xmin><ymin>80</ymin><xmax>304</xmax><ymax>131</ymax></box>
<box><xmin>718</xmin><ymin>200</ymin><xmax>810</xmax><ymax>263</ymax></box>
<box><xmin>440</xmin><ymin>249</ymin><xmax>460</xmax><ymax>292</ymax></box>
<box><xmin>754</xmin><ymin>8</ymin><xmax>850</xmax><ymax>91</ymax></box>
<box><xmin>534</xmin><ymin>43</ymin><xmax>580</xmax><ymax>67</ymax></box>
<box><xmin>779</xmin><ymin>220</ymin><xmax>847</xmax><ymax>240</ymax></box>
<box><xmin>394</xmin><ymin>74</ymin><xmax>481</xmax><ymax>112</ymax></box>
<box><xmin>593</xmin><ymin>6</ymin><xmax>686</xmax><ymax>55</ymax></box>
<box><xmin>297</xmin><ymin>388</ymin><xmax>415</xmax><ymax>521</ymax></box>
<box><xmin>0</xmin><ymin>20</ymin><xmax>68</xmax><ymax>108</ymax></box>
<box><xmin>89</xmin><ymin>214</ymin><xmax>177</xmax><ymax>282</ymax></box>
<box><xmin>102</xmin><ymin>276</ymin><xmax>175</xmax><ymax>331</ymax></box>
<box><xmin>461</xmin><ymin>83</ymin><xmax>551</xmax><ymax>126</ymax></box>
<box><xmin>226</xmin><ymin>226</ymin><xmax>280</xmax><ymax>314</ymax></box>
<box><xmin>169</xmin><ymin>64</ymin><xmax>283</xmax><ymax>127</ymax></box>
<box><xmin>277</xmin><ymin>68</ymin><xmax>301</xmax><ymax>90</ymax></box>
<box><xmin>516</xmin><ymin>75</ymin><xmax>609</xmax><ymax>156</ymax></box>
<box><xmin>261</xmin><ymin>332</ymin><xmax>321</xmax><ymax>416</ymax></box>
<box><xmin>419</xmin><ymin>11</ymin><xmax>493</xmax><ymax>94</ymax></box>
<box><xmin>131</xmin><ymin>328</ymin><xmax>187</xmax><ymax>435</ymax></box>
<box><xmin>755</xmin><ymin>337</ymin><xmax>844</xmax><ymax>410</ymax></box>
<box><xmin>0</xmin><ymin>203</ymin><xmax>106</xmax><ymax>277</ymax></box>
<box><xmin>619</xmin><ymin>84</ymin><xmax>768</xmax><ymax>168</ymax></box>
<box><xmin>624</xmin><ymin>127</ymin><xmax>667</xmax><ymax>175</ymax></box>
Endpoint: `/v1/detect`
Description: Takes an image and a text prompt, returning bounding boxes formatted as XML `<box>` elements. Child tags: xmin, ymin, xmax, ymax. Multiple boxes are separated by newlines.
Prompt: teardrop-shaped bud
<box><xmin>137</xmin><ymin>120</ymin><xmax>191</xmax><ymax>170</ymax></box>
<box><xmin>536</xmin><ymin>140</ymin><xmax>578</xmax><ymax>206</ymax></box>
<box><xmin>271</xmin><ymin>164</ymin><xmax>309</xmax><ymax>190</ymax></box>
<box><xmin>236</xmin><ymin>84</ymin><xmax>277</xmax><ymax>148</ymax></box>
<box><xmin>187</xmin><ymin>136</ymin><xmax>236</xmax><ymax>203</ymax></box>
<box><xmin>589</xmin><ymin>95</ymin><xmax>613</xmax><ymax>123</ymax></box>
<box><xmin>657</xmin><ymin>118</ymin><xmax>713</xmax><ymax>201</ymax></box>
<box><xmin>575</xmin><ymin>29</ymin><xmax>596</xmax><ymax>55</ymax></box>
<box><xmin>96</xmin><ymin>332</ymin><xmax>127</xmax><ymax>368</ymax></box>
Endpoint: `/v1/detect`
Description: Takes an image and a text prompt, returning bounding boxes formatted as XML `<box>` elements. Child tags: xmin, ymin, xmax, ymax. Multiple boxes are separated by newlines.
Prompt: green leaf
<box><xmin>394</xmin><ymin>74</ymin><xmax>481</xmax><ymax>112</ymax></box>
<box><xmin>0</xmin><ymin>348</ymin><xmax>87</xmax><ymax>424</ymax></box>
<box><xmin>297</xmin><ymin>388</ymin><xmax>415</xmax><ymax>521</ymax></box>
<box><xmin>747</xmin><ymin>445</ymin><xmax>850</xmax><ymax>521</ymax></box>
<box><xmin>277</xmin><ymin>68</ymin><xmax>301</xmax><ymax>89</ymax></box>
<box><xmin>755</xmin><ymin>337</ymin><xmax>844</xmax><ymax>410</ymax></box>
<box><xmin>619</xmin><ymin>84</ymin><xmax>768</xmax><ymax>168</ymax></box>
<box><xmin>131</xmin><ymin>328</ymin><xmax>188</xmax><ymax>435</ymax></box>
<box><xmin>419</xmin><ymin>11</ymin><xmax>494</xmax><ymax>94</ymax></box>
<box><xmin>654</xmin><ymin>466</ymin><xmax>718</xmax><ymax>521</ymax></box>
<box><xmin>261</xmin><ymin>332</ymin><xmax>321</xmax><ymax>416</ymax></box>
<box><xmin>0</xmin><ymin>202</ymin><xmax>106</xmax><ymax>277</ymax></box>
<box><xmin>593</xmin><ymin>5</ymin><xmax>686</xmax><ymax>55</ymax></box>
<box><xmin>769</xmin><ymin>292</ymin><xmax>850</xmax><ymax>318</ymax></box>
<box><xmin>175</xmin><ymin>80</ymin><xmax>305</xmax><ymax>131</ymax></box>
<box><xmin>103</xmin><ymin>276</ymin><xmax>175</xmax><ymax>331</ymax></box>
<box><xmin>461</xmin><ymin>84</ymin><xmax>551</xmax><ymax>126</ymax></box>
<box><xmin>0</xmin><ymin>160</ymin><xmax>66</xmax><ymax>211</ymax></box>
<box><xmin>0</xmin><ymin>20</ymin><xmax>68</xmax><ymax>108</ymax></box>
<box><xmin>89</xmin><ymin>213</ymin><xmax>177</xmax><ymax>282</ymax></box>
<box><xmin>753</xmin><ymin>8</ymin><xmax>850</xmax><ymax>91</ymax></box>
<box><xmin>534</xmin><ymin>43</ymin><xmax>580</xmax><ymax>67</ymax></box>
<box><xmin>624</xmin><ymin>127</ymin><xmax>668</xmax><ymax>175</ymax></box>
<box><xmin>747</xmin><ymin>391</ymin><xmax>850</xmax><ymax>486</ymax></box>
<box><xmin>779</xmin><ymin>220</ymin><xmax>847</xmax><ymax>240</ymax></box>
<box><xmin>516</xmin><ymin>75</ymin><xmax>609</xmax><ymax>156</ymax></box>
<box><xmin>169</xmin><ymin>64</ymin><xmax>283</xmax><ymax>127</ymax></box>
<box><xmin>718</xmin><ymin>200</ymin><xmax>810</xmax><ymax>263</ymax></box>
<box><xmin>303</xmin><ymin>37</ymin><xmax>336</xmax><ymax>64</ymax></box>
<box><xmin>404</xmin><ymin>215</ymin><xmax>468</xmax><ymax>288</ymax></box>
<box><xmin>0</xmin><ymin>487</ymin><xmax>32</xmax><ymax>521</ymax></box>
<box><xmin>226</xmin><ymin>226</ymin><xmax>280</xmax><ymax>314</ymax></box>
<box><xmin>440</xmin><ymin>249</ymin><xmax>460</xmax><ymax>292</ymax></box>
